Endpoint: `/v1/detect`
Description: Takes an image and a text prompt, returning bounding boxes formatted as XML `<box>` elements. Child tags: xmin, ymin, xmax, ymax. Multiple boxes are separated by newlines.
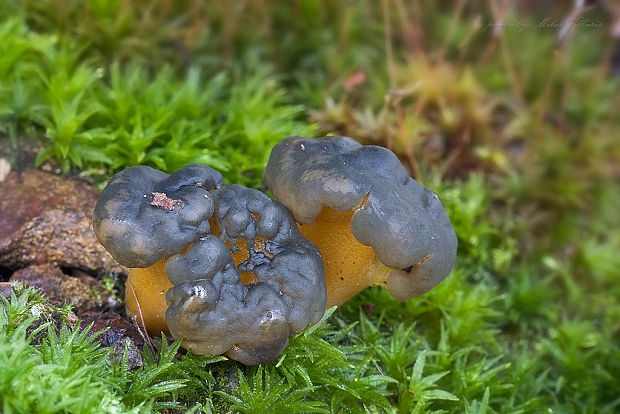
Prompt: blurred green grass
<box><xmin>0</xmin><ymin>1</ymin><xmax>619</xmax><ymax>412</ymax></box>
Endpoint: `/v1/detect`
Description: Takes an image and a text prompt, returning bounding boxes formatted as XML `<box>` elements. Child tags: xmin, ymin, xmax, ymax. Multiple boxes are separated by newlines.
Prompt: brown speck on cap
<box><xmin>151</xmin><ymin>192</ymin><xmax>183</xmax><ymax>211</ymax></box>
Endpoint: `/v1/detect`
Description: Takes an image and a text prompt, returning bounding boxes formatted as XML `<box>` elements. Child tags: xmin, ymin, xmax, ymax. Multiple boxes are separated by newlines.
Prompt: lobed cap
<box><xmin>93</xmin><ymin>164</ymin><xmax>224</xmax><ymax>268</ymax></box>
<box><xmin>165</xmin><ymin>185</ymin><xmax>326</xmax><ymax>364</ymax></box>
<box><xmin>265</xmin><ymin>136</ymin><xmax>458</xmax><ymax>300</ymax></box>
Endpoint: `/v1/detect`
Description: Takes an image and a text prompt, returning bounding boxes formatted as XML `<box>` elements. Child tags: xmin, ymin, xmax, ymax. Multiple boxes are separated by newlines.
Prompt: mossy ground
<box><xmin>1</xmin><ymin>1</ymin><xmax>619</xmax><ymax>413</ymax></box>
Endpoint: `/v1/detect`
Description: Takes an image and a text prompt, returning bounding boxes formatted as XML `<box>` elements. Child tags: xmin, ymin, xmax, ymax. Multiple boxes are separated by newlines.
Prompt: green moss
<box><xmin>1</xmin><ymin>1</ymin><xmax>619</xmax><ymax>413</ymax></box>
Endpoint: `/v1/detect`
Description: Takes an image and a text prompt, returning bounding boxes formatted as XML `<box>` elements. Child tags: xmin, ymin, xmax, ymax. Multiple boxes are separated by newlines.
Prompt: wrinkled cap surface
<box><xmin>93</xmin><ymin>164</ymin><xmax>224</xmax><ymax>268</ymax></box>
<box><xmin>265</xmin><ymin>136</ymin><xmax>458</xmax><ymax>299</ymax></box>
<box><xmin>165</xmin><ymin>185</ymin><xmax>326</xmax><ymax>365</ymax></box>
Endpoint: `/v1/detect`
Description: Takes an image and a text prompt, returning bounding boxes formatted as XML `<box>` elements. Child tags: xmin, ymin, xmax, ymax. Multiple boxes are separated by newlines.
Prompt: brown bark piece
<box><xmin>9</xmin><ymin>263</ymin><xmax>112</xmax><ymax>313</ymax></box>
<box><xmin>0</xmin><ymin>170</ymin><xmax>124</xmax><ymax>276</ymax></box>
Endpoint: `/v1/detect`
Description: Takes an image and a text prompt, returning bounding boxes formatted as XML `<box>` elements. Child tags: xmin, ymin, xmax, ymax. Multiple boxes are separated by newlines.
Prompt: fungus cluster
<box><xmin>93</xmin><ymin>136</ymin><xmax>457</xmax><ymax>365</ymax></box>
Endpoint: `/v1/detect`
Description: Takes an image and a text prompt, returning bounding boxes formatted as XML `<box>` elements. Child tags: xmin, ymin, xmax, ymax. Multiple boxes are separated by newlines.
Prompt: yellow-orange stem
<box><xmin>126</xmin><ymin>260</ymin><xmax>172</xmax><ymax>336</ymax></box>
<box><xmin>297</xmin><ymin>206</ymin><xmax>392</xmax><ymax>307</ymax></box>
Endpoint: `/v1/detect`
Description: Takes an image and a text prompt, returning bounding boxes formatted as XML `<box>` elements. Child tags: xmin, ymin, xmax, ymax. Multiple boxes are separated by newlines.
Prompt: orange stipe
<box><xmin>297</xmin><ymin>206</ymin><xmax>392</xmax><ymax>307</ymax></box>
<box><xmin>126</xmin><ymin>257</ymin><xmax>173</xmax><ymax>336</ymax></box>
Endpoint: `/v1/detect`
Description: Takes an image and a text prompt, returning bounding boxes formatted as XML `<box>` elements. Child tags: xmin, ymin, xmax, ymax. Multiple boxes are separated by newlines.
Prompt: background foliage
<box><xmin>0</xmin><ymin>0</ymin><xmax>619</xmax><ymax>412</ymax></box>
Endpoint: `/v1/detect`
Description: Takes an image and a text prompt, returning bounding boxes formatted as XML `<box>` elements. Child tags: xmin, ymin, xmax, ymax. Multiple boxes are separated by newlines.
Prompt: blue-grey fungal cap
<box><xmin>265</xmin><ymin>136</ymin><xmax>458</xmax><ymax>300</ymax></box>
<box><xmin>94</xmin><ymin>166</ymin><xmax>326</xmax><ymax>365</ymax></box>
<box><xmin>92</xmin><ymin>164</ymin><xmax>224</xmax><ymax>268</ymax></box>
<box><xmin>164</xmin><ymin>185</ymin><xmax>326</xmax><ymax>365</ymax></box>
